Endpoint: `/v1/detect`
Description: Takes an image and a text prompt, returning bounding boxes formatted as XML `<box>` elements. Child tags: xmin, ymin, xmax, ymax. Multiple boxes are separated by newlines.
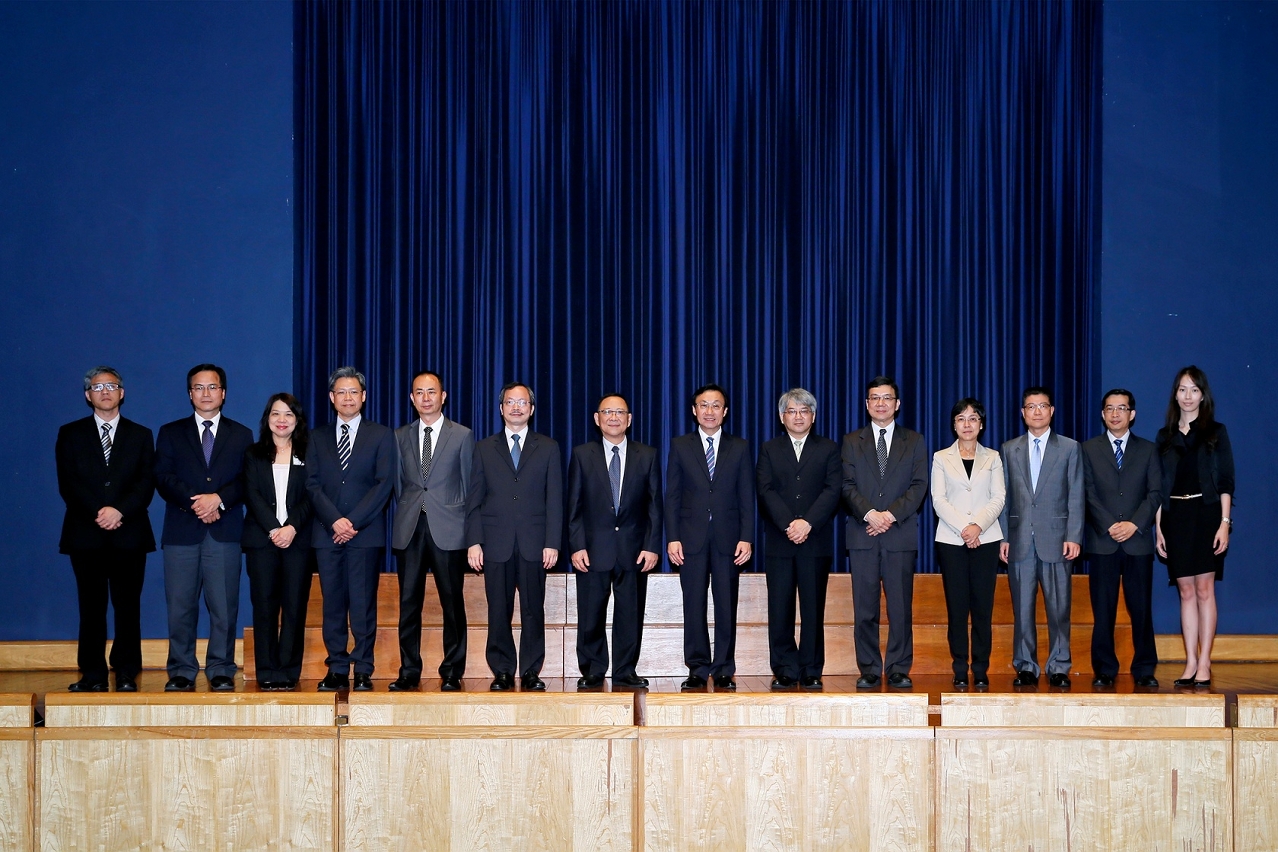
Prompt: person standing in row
<box><xmin>155</xmin><ymin>364</ymin><xmax>254</xmax><ymax>692</ymax></box>
<box><xmin>307</xmin><ymin>366</ymin><xmax>395</xmax><ymax>692</ymax></box>
<box><xmin>391</xmin><ymin>370</ymin><xmax>474</xmax><ymax>693</ymax></box>
<box><xmin>841</xmin><ymin>376</ymin><xmax>928</xmax><ymax>690</ymax></box>
<box><xmin>466</xmin><ymin>382</ymin><xmax>562</xmax><ymax>692</ymax></box>
<box><xmin>1156</xmin><ymin>366</ymin><xmax>1233</xmax><ymax>689</ymax></box>
<box><xmin>666</xmin><ymin>383</ymin><xmax>754</xmax><ymax>691</ymax></box>
<box><xmin>242</xmin><ymin>393</ymin><xmax>313</xmax><ymax>691</ymax></box>
<box><xmin>756</xmin><ymin>388</ymin><xmax>841</xmax><ymax>690</ymax></box>
<box><xmin>56</xmin><ymin>366</ymin><xmax>156</xmax><ymax>692</ymax></box>
<box><xmin>567</xmin><ymin>394</ymin><xmax>663</xmax><ymax>690</ymax></box>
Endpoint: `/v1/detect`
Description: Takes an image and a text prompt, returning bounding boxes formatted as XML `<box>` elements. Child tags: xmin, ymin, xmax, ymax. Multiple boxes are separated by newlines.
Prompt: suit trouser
<box><xmin>936</xmin><ymin>541</ymin><xmax>999</xmax><ymax>678</ymax></box>
<box><xmin>576</xmin><ymin>563</ymin><xmax>649</xmax><ymax>679</ymax></box>
<box><xmin>484</xmin><ymin>555</ymin><xmax>546</xmax><ymax>678</ymax></box>
<box><xmin>1089</xmin><ymin>551</ymin><xmax>1158</xmax><ymax>679</ymax></box>
<box><xmin>848</xmin><ymin>542</ymin><xmax>916</xmax><ymax>677</ymax></box>
<box><xmin>70</xmin><ymin>548</ymin><xmax>147</xmax><ymax>682</ymax></box>
<box><xmin>765</xmin><ymin>555</ymin><xmax>831</xmax><ymax>679</ymax></box>
<box><xmin>1008</xmin><ymin>541</ymin><xmax>1072</xmax><ymax>676</ymax></box>
<box><xmin>245</xmin><ymin>544</ymin><xmax>313</xmax><ymax>682</ymax></box>
<box><xmin>315</xmin><ymin>545</ymin><xmax>382</xmax><ymax>676</ymax></box>
<box><xmin>396</xmin><ymin>517</ymin><xmax>468</xmax><ymax>679</ymax></box>
<box><xmin>680</xmin><ymin>540</ymin><xmax>740</xmax><ymax>678</ymax></box>
<box><xmin>163</xmin><ymin>534</ymin><xmax>242</xmax><ymax>680</ymax></box>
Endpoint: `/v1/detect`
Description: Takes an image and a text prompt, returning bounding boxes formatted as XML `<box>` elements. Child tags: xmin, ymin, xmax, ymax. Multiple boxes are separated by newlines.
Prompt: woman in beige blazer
<box><xmin>931</xmin><ymin>398</ymin><xmax>1005</xmax><ymax>688</ymax></box>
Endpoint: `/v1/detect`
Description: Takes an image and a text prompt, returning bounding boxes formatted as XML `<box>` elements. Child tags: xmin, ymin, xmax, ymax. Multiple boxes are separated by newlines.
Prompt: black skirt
<box><xmin>1162</xmin><ymin>496</ymin><xmax>1225</xmax><ymax>584</ymax></box>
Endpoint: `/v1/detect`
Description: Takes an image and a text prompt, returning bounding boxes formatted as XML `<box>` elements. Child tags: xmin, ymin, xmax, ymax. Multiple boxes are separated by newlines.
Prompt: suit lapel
<box><xmin>1034</xmin><ymin>433</ymin><xmax>1061</xmax><ymax>494</ymax></box>
<box><xmin>208</xmin><ymin>417</ymin><xmax>234</xmax><ymax>467</ymax></box>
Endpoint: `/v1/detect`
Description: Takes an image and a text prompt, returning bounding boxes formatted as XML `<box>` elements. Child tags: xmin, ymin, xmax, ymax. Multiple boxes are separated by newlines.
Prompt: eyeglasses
<box><xmin>696</xmin><ymin>401</ymin><xmax>724</xmax><ymax>411</ymax></box>
<box><xmin>89</xmin><ymin>383</ymin><xmax>122</xmax><ymax>392</ymax></box>
<box><xmin>867</xmin><ymin>395</ymin><xmax>897</xmax><ymax>403</ymax></box>
<box><xmin>333</xmin><ymin>388</ymin><xmax>362</xmax><ymax>398</ymax></box>
<box><xmin>503</xmin><ymin>399</ymin><xmax>530</xmax><ymax>409</ymax></box>
<box><xmin>1023</xmin><ymin>403</ymin><xmax>1052</xmax><ymax>413</ymax></box>
<box><xmin>598</xmin><ymin>408</ymin><xmax>629</xmax><ymax>417</ymax></box>
<box><xmin>1102</xmin><ymin>405</ymin><xmax>1132</xmax><ymax>414</ymax></box>
<box><xmin>783</xmin><ymin>408</ymin><xmax>813</xmax><ymax>417</ymax></box>
<box><xmin>190</xmin><ymin>384</ymin><xmax>223</xmax><ymax>393</ymax></box>
<box><xmin>954</xmin><ymin>416</ymin><xmax>982</xmax><ymax>425</ymax></box>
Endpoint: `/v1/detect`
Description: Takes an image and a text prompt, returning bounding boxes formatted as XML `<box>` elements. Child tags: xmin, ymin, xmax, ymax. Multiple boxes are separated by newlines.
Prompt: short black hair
<box><xmin>1021</xmin><ymin>386</ymin><xmax>1053</xmax><ymax>407</ymax></box>
<box><xmin>597</xmin><ymin>392</ymin><xmax>630</xmax><ymax>411</ymax></box>
<box><xmin>1101</xmin><ymin>388</ymin><xmax>1135</xmax><ymax>410</ymax></box>
<box><xmin>865</xmin><ymin>375</ymin><xmax>899</xmax><ymax>398</ymax></box>
<box><xmin>690</xmin><ymin>383</ymin><xmax>730</xmax><ymax>411</ymax></box>
<box><xmin>949</xmin><ymin>397</ymin><xmax>986</xmax><ymax>437</ymax></box>
<box><xmin>187</xmin><ymin>363</ymin><xmax>227</xmax><ymax>390</ymax></box>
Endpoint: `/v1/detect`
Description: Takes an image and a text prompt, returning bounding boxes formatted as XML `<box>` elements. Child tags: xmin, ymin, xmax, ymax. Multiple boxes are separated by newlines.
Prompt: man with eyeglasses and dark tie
<box><xmin>666</xmin><ymin>383</ymin><xmax>754</xmax><ymax>690</ymax></box>
<box><xmin>56</xmin><ymin>367</ymin><xmax>156</xmax><ymax>692</ymax></box>
<box><xmin>999</xmin><ymin>386</ymin><xmax>1084</xmax><ymax>689</ymax></box>
<box><xmin>567</xmin><ymin>394</ymin><xmax>663</xmax><ymax>690</ymax></box>
<box><xmin>841</xmin><ymin>376</ymin><xmax>928</xmax><ymax>690</ymax></box>
<box><xmin>466</xmin><ymin>382</ymin><xmax>562</xmax><ymax>692</ymax></box>
<box><xmin>306</xmin><ymin>366</ymin><xmax>395</xmax><ymax>692</ymax></box>
<box><xmin>154</xmin><ymin>364</ymin><xmax>254</xmax><ymax>692</ymax></box>
<box><xmin>1080</xmin><ymin>389</ymin><xmax>1162</xmax><ymax>689</ymax></box>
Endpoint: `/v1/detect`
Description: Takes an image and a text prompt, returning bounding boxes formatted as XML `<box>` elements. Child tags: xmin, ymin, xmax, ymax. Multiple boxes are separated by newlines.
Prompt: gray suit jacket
<box><xmin>999</xmin><ymin>431</ymin><xmax>1085</xmax><ymax>563</ymax></box>
<box><xmin>392</xmin><ymin>417</ymin><xmax>474</xmax><ymax>552</ymax></box>
<box><xmin>1080</xmin><ymin>432</ymin><xmax>1161</xmax><ymax>556</ymax></box>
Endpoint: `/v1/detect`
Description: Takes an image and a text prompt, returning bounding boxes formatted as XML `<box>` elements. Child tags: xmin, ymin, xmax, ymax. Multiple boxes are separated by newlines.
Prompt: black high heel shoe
<box><xmin>1173</xmin><ymin>677</ymin><xmax>1196</xmax><ymax>688</ymax></box>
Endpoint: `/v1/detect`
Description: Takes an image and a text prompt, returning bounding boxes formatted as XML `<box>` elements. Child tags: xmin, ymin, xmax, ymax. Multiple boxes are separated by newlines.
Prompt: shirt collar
<box><xmin>1028</xmin><ymin>427</ymin><xmax>1052</xmax><ymax>443</ymax></box>
<box><xmin>94</xmin><ymin>413</ymin><xmax>120</xmax><ymax>430</ymax></box>
<box><xmin>603</xmin><ymin>436</ymin><xmax>627</xmax><ymax>454</ymax></box>
<box><xmin>1106</xmin><ymin>429</ymin><xmax>1129</xmax><ymax>444</ymax></box>
<box><xmin>193</xmin><ymin>411</ymin><xmax>223</xmax><ymax>428</ymax></box>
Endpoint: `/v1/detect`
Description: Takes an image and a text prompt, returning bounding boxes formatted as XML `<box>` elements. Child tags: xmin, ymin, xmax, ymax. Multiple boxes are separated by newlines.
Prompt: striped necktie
<box><xmin>338</xmin><ymin>424</ymin><xmax>351</xmax><ymax>471</ymax></box>
<box><xmin>101</xmin><ymin>423</ymin><xmax>112</xmax><ymax>465</ymax></box>
<box><xmin>705</xmin><ymin>436</ymin><xmax>715</xmax><ymax>480</ymax></box>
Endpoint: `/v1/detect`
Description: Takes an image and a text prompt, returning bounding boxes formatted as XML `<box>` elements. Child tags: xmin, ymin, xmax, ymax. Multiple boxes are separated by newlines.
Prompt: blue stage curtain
<box><xmin>294</xmin><ymin>0</ymin><xmax>1101</xmax><ymax>573</ymax></box>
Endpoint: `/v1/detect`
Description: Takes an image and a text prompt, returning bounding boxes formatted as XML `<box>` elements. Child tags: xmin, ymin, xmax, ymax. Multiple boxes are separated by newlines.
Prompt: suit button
<box><xmin>513</xmin><ymin>495</ymin><xmax>518</xmax><ymax>500</ymax></box>
<box><xmin>795</xmin><ymin>494</ymin><xmax>801</xmax><ymax>499</ymax></box>
<box><xmin>206</xmin><ymin>477</ymin><xmax>212</xmax><ymax>483</ymax></box>
<box><xmin>105</xmin><ymin>482</ymin><xmax>111</xmax><ymax>487</ymax></box>
<box><xmin>614</xmin><ymin>526</ymin><xmax>620</xmax><ymax>531</ymax></box>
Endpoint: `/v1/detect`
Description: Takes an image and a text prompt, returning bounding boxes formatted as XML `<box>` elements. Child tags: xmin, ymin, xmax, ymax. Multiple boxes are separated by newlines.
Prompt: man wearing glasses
<box><xmin>567</xmin><ymin>394</ymin><xmax>662</xmax><ymax>689</ymax></box>
<box><xmin>154</xmin><ymin>364</ymin><xmax>254</xmax><ymax>691</ymax></box>
<box><xmin>56</xmin><ymin>367</ymin><xmax>156</xmax><ymax>692</ymax></box>
<box><xmin>756</xmin><ymin>388</ymin><xmax>842</xmax><ymax>689</ymax></box>
<box><xmin>466</xmin><ymin>383</ymin><xmax>562</xmax><ymax>691</ymax></box>
<box><xmin>841</xmin><ymin>376</ymin><xmax>929</xmax><ymax>689</ymax></box>
<box><xmin>666</xmin><ymin>383</ymin><xmax>754</xmax><ymax>690</ymax></box>
<box><xmin>999</xmin><ymin>386</ymin><xmax>1084</xmax><ymax>689</ymax></box>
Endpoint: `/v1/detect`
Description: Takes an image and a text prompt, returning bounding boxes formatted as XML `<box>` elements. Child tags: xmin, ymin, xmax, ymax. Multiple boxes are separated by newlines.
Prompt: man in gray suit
<box><xmin>999</xmin><ymin>386</ymin><xmax>1085</xmax><ymax>689</ymax></box>
<box><xmin>1081</xmin><ymin>389</ymin><xmax>1162</xmax><ymax>688</ymax></box>
<box><xmin>391</xmin><ymin>370</ymin><xmax>475</xmax><ymax>692</ymax></box>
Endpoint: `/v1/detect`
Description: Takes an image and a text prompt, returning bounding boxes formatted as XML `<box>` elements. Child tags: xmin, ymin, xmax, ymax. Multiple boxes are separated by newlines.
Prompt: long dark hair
<box><xmin>250</xmin><ymin>393</ymin><xmax>308</xmax><ymax>460</ymax></box>
<box><xmin>1160</xmin><ymin>365</ymin><xmax>1219</xmax><ymax>450</ymax></box>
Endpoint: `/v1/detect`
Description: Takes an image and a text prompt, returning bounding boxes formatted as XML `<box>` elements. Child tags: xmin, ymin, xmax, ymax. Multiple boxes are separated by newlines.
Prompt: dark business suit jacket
<box><xmin>306</xmin><ymin>420</ymin><xmax>396</xmax><ymax>549</ymax></box>
<box><xmin>155</xmin><ymin>415</ymin><xmax>254</xmax><ymax>546</ymax></box>
<box><xmin>756</xmin><ymin>433</ymin><xmax>842</xmax><ymax>558</ymax></box>
<box><xmin>664</xmin><ymin>431</ymin><xmax>755</xmax><ymax>555</ymax></box>
<box><xmin>465</xmin><ymin>431</ymin><xmax>563</xmax><ymax>562</ymax></box>
<box><xmin>1081</xmin><ymin>433</ymin><xmax>1161</xmax><ymax>556</ymax></box>
<box><xmin>568</xmin><ymin>440</ymin><xmax>663</xmax><ymax>570</ymax></box>
<box><xmin>840</xmin><ymin>425</ymin><xmax>929</xmax><ymax>551</ymax></box>
<box><xmin>56</xmin><ymin>416</ymin><xmax>156</xmax><ymax>553</ymax></box>
<box><xmin>242</xmin><ymin>452</ymin><xmax>314</xmax><ymax>549</ymax></box>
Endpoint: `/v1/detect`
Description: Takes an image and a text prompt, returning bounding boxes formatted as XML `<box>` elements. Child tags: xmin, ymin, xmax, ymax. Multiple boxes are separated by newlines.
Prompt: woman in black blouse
<box><xmin>1155</xmin><ymin>366</ymin><xmax>1234</xmax><ymax>688</ymax></box>
<box><xmin>242</xmin><ymin>393</ymin><xmax>313</xmax><ymax>690</ymax></box>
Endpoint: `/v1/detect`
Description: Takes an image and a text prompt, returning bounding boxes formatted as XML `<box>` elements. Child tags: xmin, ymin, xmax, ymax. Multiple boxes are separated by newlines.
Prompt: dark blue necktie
<box><xmin>201</xmin><ymin>420</ymin><xmax>214</xmax><ymax>467</ymax></box>
<box><xmin>1114</xmin><ymin>438</ymin><xmax>1124</xmax><ymax>470</ymax></box>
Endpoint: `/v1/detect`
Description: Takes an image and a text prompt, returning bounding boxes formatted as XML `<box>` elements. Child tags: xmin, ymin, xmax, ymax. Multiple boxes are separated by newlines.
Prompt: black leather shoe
<box><xmin>1049</xmin><ymin>673</ymin><xmax>1071</xmax><ymax>689</ymax></box>
<box><xmin>440</xmin><ymin>677</ymin><xmax>462</xmax><ymax>692</ymax></box>
<box><xmin>388</xmin><ymin>676</ymin><xmax>420</xmax><ymax>692</ymax></box>
<box><xmin>973</xmin><ymin>676</ymin><xmax>990</xmax><ymax>688</ymax></box>
<box><xmin>69</xmin><ymin>677</ymin><xmax>108</xmax><ymax>693</ymax></box>
<box><xmin>713</xmin><ymin>674</ymin><xmax>736</xmax><ymax>690</ymax></box>
<box><xmin>165</xmin><ymin>676</ymin><xmax>195</xmax><ymax>692</ymax></box>
<box><xmin>770</xmin><ymin>675</ymin><xmax>797</xmax><ymax>689</ymax></box>
<box><xmin>577</xmin><ymin>675</ymin><xmax>605</xmax><ymax>689</ymax></box>
<box><xmin>1173</xmin><ymin>677</ymin><xmax>1196</xmax><ymax>688</ymax></box>
<box><xmin>490</xmin><ymin>673</ymin><xmax>514</xmax><ymax>691</ymax></box>
<box><xmin>353</xmin><ymin>673</ymin><xmax>373</xmax><ymax>691</ymax></box>
<box><xmin>317</xmin><ymin>672</ymin><xmax>349</xmax><ymax>692</ymax></box>
<box><xmin>258</xmin><ymin>681</ymin><xmax>280</xmax><ymax>691</ymax></box>
<box><xmin>209</xmin><ymin>675</ymin><xmax>235</xmax><ymax>692</ymax></box>
<box><xmin>1092</xmin><ymin>674</ymin><xmax>1115</xmax><ymax>687</ymax></box>
<box><xmin>801</xmin><ymin>675</ymin><xmax>823</xmax><ymax>690</ymax></box>
<box><xmin>952</xmin><ymin>675</ymin><xmax>969</xmax><ymax>688</ymax></box>
<box><xmin>521</xmin><ymin>675</ymin><xmax>546</xmax><ymax>691</ymax></box>
<box><xmin>114</xmin><ymin>674</ymin><xmax>138</xmax><ymax>692</ymax></box>
<box><xmin>856</xmin><ymin>674</ymin><xmax>880</xmax><ymax>689</ymax></box>
<box><xmin>681</xmin><ymin>674</ymin><xmax>707</xmax><ymax>689</ymax></box>
<box><xmin>281</xmin><ymin>680</ymin><xmax>298</xmax><ymax>691</ymax></box>
<box><xmin>613</xmin><ymin>674</ymin><xmax>650</xmax><ymax>688</ymax></box>
<box><xmin>1012</xmin><ymin>671</ymin><xmax>1039</xmax><ymax>687</ymax></box>
<box><xmin>1135</xmin><ymin>675</ymin><xmax>1160</xmax><ymax>688</ymax></box>
<box><xmin>887</xmin><ymin>673</ymin><xmax>913</xmax><ymax>689</ymax></box>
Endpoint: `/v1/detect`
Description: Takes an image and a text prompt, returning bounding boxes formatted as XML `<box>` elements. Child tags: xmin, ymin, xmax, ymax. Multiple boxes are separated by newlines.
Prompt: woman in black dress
<box><xmin>242</xmin><ymin>393</ymin><xmax>313</xmax><ymax>690</ymax></box>
<box><xmin>1155</xmin><ymin>366</ymin><xmax>1234</xmax><ymax>688</ymax></box>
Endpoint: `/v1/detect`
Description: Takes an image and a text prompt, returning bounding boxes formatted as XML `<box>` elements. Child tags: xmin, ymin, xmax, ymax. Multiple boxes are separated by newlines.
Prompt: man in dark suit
<box><xmin>154</xmin><ymin>363</ymin><xmax>254</xmax><ymax>692</ymax></box>
<box><xmin>567</xmin><ymin>394</ymin><xmax>663</xmax><ymax>689</ymax></box>
<box><xmin>757</xmin><ymin>388</ymin><xmax>842</xmax><ymax>690</ymax></box>
<box><xmin>306</xmin><ymin>366</ymin><xmax>396</xmax><ymax>692</ymax></box>
<box><xmin>999</xmin><ymin>386</ymin><xmax>1085</xmax><ymax>689</ymax></box>
<box><xmin>666</xmin><ymin>383</ymin><xmax>754</xmax><ymax>690</ymax></box>
<box><xmin>1081</xmin><ymin>389</ymin><xmax>1162</xmax><ymax>688</ymax></box>
<box><xmin>390</xmin><ymin>370</ymin><xmax>474</xmax><ymax>692</ymax></box>
<box><xmin>56</xmin><ymin>366</ymin><xmax>156</xmax><ymax>692</ymax></box>
<box><xmin>841</xmin><ymin>375</ymin><xmax>928</xmax><ymax>689</ymax></box>
<box><xmin>466</xmin><ymin>382</ymin><xmax>562</xmax><ymax>692</ymax></box>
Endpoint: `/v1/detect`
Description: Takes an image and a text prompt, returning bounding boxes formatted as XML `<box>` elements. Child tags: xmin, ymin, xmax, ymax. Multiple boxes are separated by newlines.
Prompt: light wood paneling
<box><xmin>37</xmin><ymin>727</ymin><xmax>336</xmax><ymax>851</ymax></box>
<box><xmin>1236</xmin><ymin>695</ymin><xmax>1278</xmax><ymax>728</ymax></box>
<box><xmin>642</xmin><ymin>693</ymin><xmax>928</xmax><ymax>727</ymax></box>
<box><xmin>940</xmin><ymin>693</ymin><xmax>1226</xmax><ymax>727</ymax></box>
<box><xmin>0</xmin><ymin>693</ymin><xmax>33</xmax><ymax>727</ymax></box>
<box><xmin>0</xmin><ymin>728</ymin><xmax>32</xmax><ymax>851</ymax></box>
<box><xmin>341</xmin><ymin>726</ymin><xmax>635</xmax><ymax>851</ymax></box>
<box><xmin>347</xmin><ymin>692</ymin><xmax>634</xmax><ymax>726</ymax></box>
<box><xmin>1156</xmin><ymin>634</ymin><xmax>1278</xmax><ymax>662</ymax></box>
<box><xmin>0</xmin><ymin>638</ymin><xmax>241</xmax><ymax>672</ymax></box>
<box><xmin>44</xmin><ymin>692</ymin><xmax>337</xmax><ymax>727</ymax></box>
<box><xmin>1234</xmin><ymin>728</ymin><xmax>1278</xmax><ymax>852</ymax></box>
<box><xmin>936</xmin><ymin>727</ymin><xmax>1232</xmax><ymax>852</ymax></box>
<box><xmin>640</xmin><ymin>727</ymin><xmax>933</xmax><ymax>851</ymax></box>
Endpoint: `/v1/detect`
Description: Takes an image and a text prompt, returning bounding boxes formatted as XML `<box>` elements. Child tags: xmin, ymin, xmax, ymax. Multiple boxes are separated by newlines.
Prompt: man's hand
<box><xmin>637</xmin><ymin>550</ymin><xmax>659</xmax><ymax>572</ymax></box>
<box><xmin>733</xmin><ymin>541</ymin><xmax>752</xmax><ymax>566</ymax></box>
<box><xmin>571</xmin><ymin>550</ymin><xmax>591</xmax><ymax>572</ymax></box>
<box><xmin>542</xmin><ymin>548</ymin><xmax>559</xmax><ymax>570</ymax></box>
<box><xmin>95</xmin><ymin>507</ymin><xmax>123</xmax><ymax>530</ymax></box>
<box><xmin>331</xmin><ymin>518</ymin><xmax>356</xmax><ymax>545</ymax></box>
<box><xmin>191</xmin><ymin>493</ymin><xmax>221</xmax><ymax>522</ymax></box>
<box><xmin>960</xmin><ymin>523</ymin><xmax>982</xmax><ymax>548</ymax></box>
<box><xmin>1063</xmin><ymin>541</ymin><xmax>1081</xmax><ymax>561</ymax></box>
<box><xmin>1107</xmin><ymin>521</ymin><xmax>1137</xmax><ymax>543</ymax></box>
<box><xmin>269</xmin><ymin>525</ymin><xmax>297</xmax><ymax>549</ymax></box>
<box><xmin>667</xmin><ymin>541</ymin><xmax>684</xmax><ymax>566</ymax></box>
<box><xmin>999</xmin><ymin>542</ymin><xmax>1010</xmax><ymax>563</ymax></box>
<box><xmin>785</xmin><ymin>519</ymin><xmax>812</xmax><ymax>544</ymax></box>
<box><xmin>468</xmin><ymin>544</ymin><xmax>484</xmax><ymax>572</ymax></box>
